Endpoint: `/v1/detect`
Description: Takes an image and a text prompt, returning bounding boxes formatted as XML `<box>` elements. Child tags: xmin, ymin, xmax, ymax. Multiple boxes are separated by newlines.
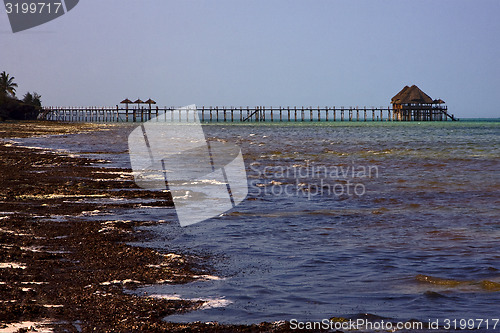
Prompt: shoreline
<box><xmin>0</xmin><ymin>121</ymin><xmax>292</xmax><ymax>332</ymax></box>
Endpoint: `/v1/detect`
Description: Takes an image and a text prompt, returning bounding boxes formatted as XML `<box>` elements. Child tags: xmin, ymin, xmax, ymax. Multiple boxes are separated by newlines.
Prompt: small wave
<box><xmin>199</xmin><ymin>298</ymin><xmax>233</xmax><ymax>309</ymax></box>
<box><xmin>182</xmin><ymin>179</ymin><xmax>227</xmax><ymax>186</ymax></box>
<box><xmin>415</xmin><ymin>274</ymin><xmax>466</xmax><ymax>287</ymax></box>
<box><xmin>149</xmin><ymin>294</ymin><xmax>232</xmax><ymax>309</ymax></box>
<box><xmin>172</xmin><ymin>192</ymin><xmax>192</xmax><ymax>200</ymax></box>
<box><xmin>416</xmin><ymin>274</ymin><xmax>500</xmax><ymax>291</ymax></box>
<box><xmin>100</xmin><ymin>279</ymin><xmax>141</xmax><ymax>286</ymax></box>
<box><xmin>480</xmin><ymin>280</ymin><xmax>500</xmax><ymax>291</ymax></box>
<box><xmin>347</xmin><ymin>313</ymin><xmax>390</xmax><ymax>320</ymax></box>
<box><xmin>192</xmin><ymin>274</ymin><xmax>225</xmax><ymax>281</ymax></box>
<box><xmin>423</xmin><ymin>291</ymin><xmax>448</xmax><ymax>299</ymax></box>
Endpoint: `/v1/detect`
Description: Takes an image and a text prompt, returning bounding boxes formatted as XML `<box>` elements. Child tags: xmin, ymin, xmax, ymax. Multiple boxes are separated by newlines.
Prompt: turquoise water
<box><xmin>11</xmin><ymin>120</ymin><xmax>500</xmax><ymax>328</ymax></box>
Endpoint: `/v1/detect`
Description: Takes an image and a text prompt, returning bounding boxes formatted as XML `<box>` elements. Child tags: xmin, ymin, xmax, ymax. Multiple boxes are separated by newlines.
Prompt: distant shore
<box><xmin>0</xmin><ymin>121</ymin><xmax>293</xmax><ymax>332</ymax></box>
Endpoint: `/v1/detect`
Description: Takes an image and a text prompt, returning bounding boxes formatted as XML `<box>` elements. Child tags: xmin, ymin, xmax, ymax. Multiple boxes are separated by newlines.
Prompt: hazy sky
<box><xmin>1</xmin><ymin>0</ymin><xmax>499</xmax><ymax>118</ymax></box>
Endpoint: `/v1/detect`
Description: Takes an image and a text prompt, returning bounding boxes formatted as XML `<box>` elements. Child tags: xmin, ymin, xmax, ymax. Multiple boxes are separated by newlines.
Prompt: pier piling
<box><xmin>41</xmin><ymin>105</ymin><xmax>456</xmax><ymax>122</ymax></box>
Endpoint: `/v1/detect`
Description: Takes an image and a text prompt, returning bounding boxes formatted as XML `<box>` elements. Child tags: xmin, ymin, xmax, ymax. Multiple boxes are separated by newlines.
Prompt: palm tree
<box><xmin>23</xmin><ymin>92</ymin><xmax>42</xmax><ymax>107</ymax></box>
<box><xmin>32</xmin><ymin>92</ymin><xmax>42</xmax><ymax>107</ymax></box>
<box><xmin>0</xmin><ymin>71</ymin><xmax>18</xmax><ymax>97</ymax></box>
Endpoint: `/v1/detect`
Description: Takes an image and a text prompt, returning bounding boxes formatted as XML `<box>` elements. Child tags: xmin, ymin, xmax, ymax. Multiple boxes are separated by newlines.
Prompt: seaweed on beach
<box><xmin>0</xmin><ymin>121</ymin><xmax>302</xmax><ymax>332</ymax></box>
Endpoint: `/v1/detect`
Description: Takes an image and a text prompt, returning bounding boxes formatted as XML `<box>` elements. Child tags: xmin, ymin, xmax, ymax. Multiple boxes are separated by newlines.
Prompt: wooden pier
<box><xmin>39</xmin><ymin>105</ymin><xmax>456</xmax><ymax>123</ymax></box>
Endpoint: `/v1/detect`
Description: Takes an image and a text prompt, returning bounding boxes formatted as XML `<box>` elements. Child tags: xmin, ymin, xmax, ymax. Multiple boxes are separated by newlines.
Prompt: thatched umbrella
<box><xmin>133</xmin><ymin>98</ymin><xmax>144</xmax><ymax>110</ymax></box>
<box><xmin>433</xmin><ymin>99</ymin><xmax>445</xmax><ymax>104</ymax></box>
<box><xmin>120</xmin><ymin>98</ymin><xmax>132</xmax><ymax>111</ymax></box>
<box><xmin>144</xmin><ymin>98</ymin><xmax>156</xmax><ymax>111</ymax></box>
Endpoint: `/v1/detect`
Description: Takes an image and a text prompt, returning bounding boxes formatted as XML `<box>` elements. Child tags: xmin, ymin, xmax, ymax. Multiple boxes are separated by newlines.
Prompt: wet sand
<box><xmin>0</xmin><ymin>121</ymin><xmax>295</xmax><ymax>332</ymax></box>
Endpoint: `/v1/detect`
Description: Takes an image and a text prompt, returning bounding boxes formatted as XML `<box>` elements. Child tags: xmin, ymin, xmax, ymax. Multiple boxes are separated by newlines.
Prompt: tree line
<box><xmin>0</xmin><ymin>71</ymin><xmax>42</xmax><ymax>120</ymax></box>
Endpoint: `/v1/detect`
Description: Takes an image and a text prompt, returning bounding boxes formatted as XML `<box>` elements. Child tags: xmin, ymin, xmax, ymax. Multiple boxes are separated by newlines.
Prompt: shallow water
<box><xmin>11</xmin><ymin>120</ymin><xmax>500</xmax><ymax>325</ymax></box>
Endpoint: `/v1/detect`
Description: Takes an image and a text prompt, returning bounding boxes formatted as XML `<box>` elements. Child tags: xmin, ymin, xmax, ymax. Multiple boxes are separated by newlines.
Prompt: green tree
<box><xmin>32</xmin><ymin>92</ymin><xmax>42</xmax><ymax>107</ymax></box>
<box><xmin>23</xmin><ymin>92</ymin><xmax>33</xmax><ymax>104</ymax></box>
<box><xmin>23</xmin><ymin>92</ymin><xmax>42</xmax><ymax>107</ymax></box>
<box><xmin>0</xmin><ymin>71</ymin><xmax>18</xmax><ymax>97</ymax></box>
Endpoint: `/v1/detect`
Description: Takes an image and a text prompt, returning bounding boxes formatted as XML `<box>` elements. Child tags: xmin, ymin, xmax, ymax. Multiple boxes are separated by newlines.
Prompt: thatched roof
<box><xmin>392</xmin><ymin>85</ymin><xmax>433</xmax><ymax>105</ymax></box>
<box><xmin>120</xmin><ymin>98</ymin><xmax>132</xmax><ymax>104</ymax></box>
<box><xmin>144</xmin><ymin>98</ymin><xmax>156</xmax><ymax>104</ymax></box>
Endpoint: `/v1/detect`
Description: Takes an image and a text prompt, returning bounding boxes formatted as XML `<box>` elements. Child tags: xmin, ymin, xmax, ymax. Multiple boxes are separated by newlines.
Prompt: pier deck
<box><xmin>40</xmin><ymin>105</ymin><xmax>456</xmax><ymax>122</ymax></box>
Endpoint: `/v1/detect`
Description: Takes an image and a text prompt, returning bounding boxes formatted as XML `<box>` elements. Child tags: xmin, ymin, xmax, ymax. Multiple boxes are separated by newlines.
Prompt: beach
<box><xmin>0</xmin><ymin>120</ymin><xmax>499</xmax><ymax>332</ymax></box>
<box><xmin>3</xmin><ymin>0</ymin><xmax>499</xmax><ymax>330</ymax></box>
<box><xmin>0</xmin><ymin>121</ymin><xmax>292</xmax><ymax>332</ymax></box>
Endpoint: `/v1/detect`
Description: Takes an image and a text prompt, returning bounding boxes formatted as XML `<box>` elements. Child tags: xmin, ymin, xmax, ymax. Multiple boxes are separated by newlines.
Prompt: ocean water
<box><xmin>11</xmin><ymin>120</ymin><xmax>500</xmax><ymax>326</ymax></box>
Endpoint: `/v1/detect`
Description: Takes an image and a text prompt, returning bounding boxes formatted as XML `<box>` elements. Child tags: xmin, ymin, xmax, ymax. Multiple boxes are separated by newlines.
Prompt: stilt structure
<box><xmin>391</xmin><ymin>85</ymin><xmax>456</xmax><ymax>121</ymax></box>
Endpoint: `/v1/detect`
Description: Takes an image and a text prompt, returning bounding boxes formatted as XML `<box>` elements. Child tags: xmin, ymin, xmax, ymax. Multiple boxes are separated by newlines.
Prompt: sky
<box><xmin>1</xmin><ymin>0</ymin><xmax>499</xmax><ymax>118</ymax></box>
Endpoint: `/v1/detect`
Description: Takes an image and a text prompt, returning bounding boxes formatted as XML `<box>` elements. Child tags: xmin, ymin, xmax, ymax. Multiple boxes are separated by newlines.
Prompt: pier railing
<box><xmin>39</xmin><ymin>105</ymin><xmax>455</xmax><ymax>122</ymax></box>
